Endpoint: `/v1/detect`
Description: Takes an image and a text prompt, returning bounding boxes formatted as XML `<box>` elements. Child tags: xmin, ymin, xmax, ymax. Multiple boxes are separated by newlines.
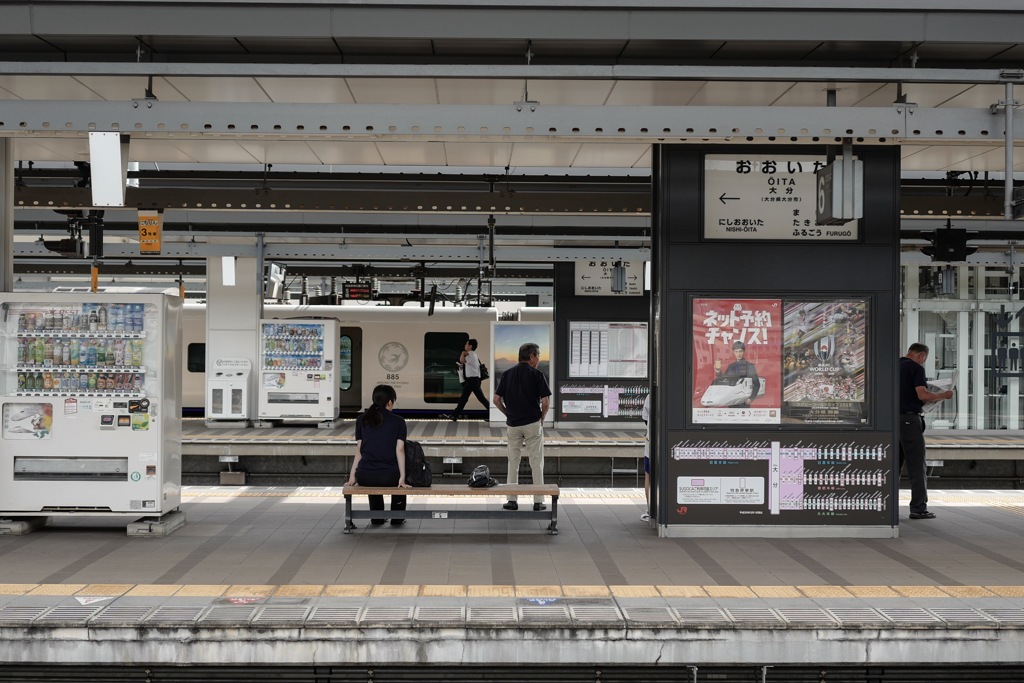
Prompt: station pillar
<box><xmin>652</xmin><ymin>144</ymin><xmax>900</xmax><ymax>538</ymax></box>
<box><xmin>0</xmin><ymin>140</ymin><xmax>13</xmax><ymax>293</ymax></box>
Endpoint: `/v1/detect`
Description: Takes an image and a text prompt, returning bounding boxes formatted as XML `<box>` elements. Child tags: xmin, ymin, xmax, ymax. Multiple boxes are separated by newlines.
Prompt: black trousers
<box><xmin>355</xmin><ymin>468</ymin><xmax>407</xmax><ymax>521</ymax></box>
<box><xmin>898</xmin><ymin>413</ymin><xmax>928</xmax><ymax>514</ymax></box>
<box><xmin>452</xmin><ymin>377</ymin><xmax>489</xmax><ymax>418</ymax></box>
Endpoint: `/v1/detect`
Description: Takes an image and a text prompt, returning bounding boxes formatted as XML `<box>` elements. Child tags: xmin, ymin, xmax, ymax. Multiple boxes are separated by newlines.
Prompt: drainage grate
<box><xmin>252</xmin><ymin>605</ymin><xmax>310</xmax><ymax>624</ymax></box>
<box><xmin>929</xmin><ymin>607</ymin><xmax>993</xmax><ymax>624</ymax></box>
<box><xmin>828</xmin><ymin>608</ymin><xmax>890</xmax><ymax>625</ymax></box>
<box><xmin>520</xmin><ymin>605</ymin><xmax>571</xmax><ymax>624</ymax></box>
<box><xmin>306</xmin><ymin>606</ymin><xmax>361</xmax><ymax>625</ymax></box>
<box><xmin>89</xmin><ymin>605</ymin><xmax>156</xmax><ymax>624</ymax></box>
<box><xmin>983</xmin><ymin>608</ymin><xmax>1024</xmax><ymax>624</ymax></box>
<box><xmin>414</xmin><ymin>606</ymin><xmax>466</xmax><ymax>623</ymax></box>
<box><xmin>568</xmin><ymin>605</ymin><xmax>623</xmax><ymax>623</ymax></box>
<box><xmin>145</xmin><ymin>606</ymin><xmax>206</xmax><ymax>625</ymax></box>
<box><xmin>776</xmin><ymin>608</ymin><xmax>838</xmax><ymax>625</ymax></box>
<box><xmin>725</xmin><ymin>608</ymin><xmax>784</xmax><ymax>625</ymax></box>
<box><xmin>466</xmin><ymin>606</ymin><xmax>517</xmax><ymax>624</ymax></box>
<box><xmin>36</xmin><ymin>606</ymin><xmax>104</xmax><ymax>624</ymax></box>
<box><xmin>0</xmin><ymin>606</ymin><xmax>48</xmax><ymax>623</ymax></box>
<box><xmin>674</xmin><ymin>607</ymin><xmax>730</xmax><ymax>624</ymax></box>
<box><xmin>360</xmin><ymin>606</ymin><xmax>414</xmax><ymax>624</ymax></box>
<box><xmin>199</xmin><ymin>606</ymin><xmax>258</xmax><ymax>624</ymax></box>
<box><xmin>622</xmin><ymin>607</ymin><xmax>678</xmax><ymax>624</ymax></box>
<box><xmin>877</xmin><ymin>608</ymin><xmax>942</xmax><ymax>625</ymax></box>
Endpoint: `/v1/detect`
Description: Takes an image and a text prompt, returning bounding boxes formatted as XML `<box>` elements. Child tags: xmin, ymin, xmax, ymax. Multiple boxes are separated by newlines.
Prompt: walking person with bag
<box><xmin>493</xmin><ymin>342</ymin><xmax>551</xmax><ymax>511</ymax></box>
<box><xmin>346</xmin><ymin>384</ymin><xmax>411</xmax><ymax>526</ymax></box>
<box><xmin>450</xmin><ymin>338</ymin><xmax>490</xmax><ymax>422</ymax></box>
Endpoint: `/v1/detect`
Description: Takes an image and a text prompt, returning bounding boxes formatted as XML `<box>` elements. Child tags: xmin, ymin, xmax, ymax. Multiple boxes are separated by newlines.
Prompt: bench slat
<box><xmin>342</xmin><ymin>484</ymin><xmax>559</xmax><ymax>496</ymax></box>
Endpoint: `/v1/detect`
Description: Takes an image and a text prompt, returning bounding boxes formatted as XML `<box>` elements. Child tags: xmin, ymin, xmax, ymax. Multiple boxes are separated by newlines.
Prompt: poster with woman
<box><xmin>782</xmin><ymin>300</ymin><xmax>868</xmax><ymax>425</ymax></box>
<box><xmin>692</xmin><ymin>298</ymin><xmax>782</xmax><ymax>424</ymax></box>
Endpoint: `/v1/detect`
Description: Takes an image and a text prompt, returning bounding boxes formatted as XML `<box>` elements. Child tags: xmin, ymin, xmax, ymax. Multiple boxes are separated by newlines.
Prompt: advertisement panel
<box><xmin>692</xmin><ymin>298</ymin><xmax>782</xmax><ymax>424</ymax></box>
<box><xmin>782</xmin><ymin>300</ymin><xmax>868</xmax><ymax>425</ymax></box>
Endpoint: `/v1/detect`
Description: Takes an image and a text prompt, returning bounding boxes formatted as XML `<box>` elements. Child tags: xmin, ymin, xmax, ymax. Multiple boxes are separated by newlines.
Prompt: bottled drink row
<box><xmin>15</xmin><ymin>303</ymin><xmax>146</xmax><ymax>334</ymax></box>
<box><xmin>263</xmin><ymin>356</ymin><xmax>324</xmax><ymax>369</ymax></box>
<box><xmin>262</xmin><ymin>323</ymin><xmax>323</xmax><ymax>339</ymax></box>
<box><xmin>264</xmin><ymin>338</ymin><xmax>324</xmax><ymax>355</ymax></box>
<box><xmin>17</xmin><ymin>337</ymin><xmax>145</xmax><ymax>368</ymax></box>
<box><xmin>17</xmin><ymin>370</ymin><xmax>144</xmax><ymax>394</ymax></box>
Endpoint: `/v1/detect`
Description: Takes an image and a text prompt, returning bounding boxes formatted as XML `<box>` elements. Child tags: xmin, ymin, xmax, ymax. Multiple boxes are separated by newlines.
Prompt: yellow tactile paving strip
<box><xmin>0</xmin><ymin>584</ymin><xmax>1023</xmax><ymax>599</ymax></box>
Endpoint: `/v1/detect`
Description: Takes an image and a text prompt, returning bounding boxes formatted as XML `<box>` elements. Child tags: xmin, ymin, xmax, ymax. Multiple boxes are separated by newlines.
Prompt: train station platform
<box><xmin>2</xmin><ymin>487</ymin><xmax>1024</xmax><ymax>679</ymax></box>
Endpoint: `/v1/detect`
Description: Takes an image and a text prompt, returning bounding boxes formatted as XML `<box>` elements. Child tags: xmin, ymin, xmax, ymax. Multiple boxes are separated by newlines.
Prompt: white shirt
<box><xmin>464</xmin><ymin>350</ymin><xmax>481</xmax><ymax>378</ymax></box>
<box><xmin>642</xmin><ymin>393</ymin><xmax>651</xmax><ymax>459</ymax></box>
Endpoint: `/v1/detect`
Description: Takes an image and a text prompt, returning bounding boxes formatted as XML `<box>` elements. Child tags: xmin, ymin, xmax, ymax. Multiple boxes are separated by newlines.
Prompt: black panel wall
<box><xmin>653</xmin><ymin>144</ymin><xmax>900</xmax><ymax>532</ymax></box>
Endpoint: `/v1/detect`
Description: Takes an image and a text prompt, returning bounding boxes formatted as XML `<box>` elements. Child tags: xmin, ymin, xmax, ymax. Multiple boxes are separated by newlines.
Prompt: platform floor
<box><xmin>2</xmin><ymin>487</ymin><xmax>1024</xmax><ymax>672</ymax></box>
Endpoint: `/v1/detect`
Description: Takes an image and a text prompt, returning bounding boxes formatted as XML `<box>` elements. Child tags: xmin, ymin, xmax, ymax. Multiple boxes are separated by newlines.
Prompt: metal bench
<box><xmin>341</xmin><ymin>483</ymin><xmax>560</xmax><ymax>534</ymax></box>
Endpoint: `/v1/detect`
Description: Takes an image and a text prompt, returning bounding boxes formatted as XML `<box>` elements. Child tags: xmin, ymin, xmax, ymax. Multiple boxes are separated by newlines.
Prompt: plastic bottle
<box><xmin>132</xmin><ymin>339</ymin><xmax>143</xmax><ymax>366</ymax></box>
<box><xmin>97</xmin><ymin>304</ymin><xmax>108</xmax><ymax>331</ymax></box>
<box><xmin>86</xmin><ymin>341</ymin><xmax>97</xmax><ymax>367</ymax></box>
<box><xmin>44</xmin><ymin>338</ymin><xmax>54</xmax><ymax>364</ymax></box>
<box><xmin>88</xmin><ymin>309</ymin><xmax>98</xmax><ymax>332</ymax></box>
<box><xmin>70</xmin><ymin>339</ymin><xmax>80</xmax><ymax>366</ymax></box>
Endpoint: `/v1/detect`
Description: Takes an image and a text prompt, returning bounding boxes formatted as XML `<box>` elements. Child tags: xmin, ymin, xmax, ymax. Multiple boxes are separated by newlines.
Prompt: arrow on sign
<box><xmin>719</xmin><ymin>193</ymin><xmax>740</xmax><ymax>204</ymax></box>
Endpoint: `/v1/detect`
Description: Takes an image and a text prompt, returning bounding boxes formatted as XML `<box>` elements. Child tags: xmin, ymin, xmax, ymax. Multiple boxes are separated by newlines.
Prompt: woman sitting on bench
<box><xmin>346</xmin><ymin>384</ymin><xmax>412</xmax><ymax>526</ymax></box>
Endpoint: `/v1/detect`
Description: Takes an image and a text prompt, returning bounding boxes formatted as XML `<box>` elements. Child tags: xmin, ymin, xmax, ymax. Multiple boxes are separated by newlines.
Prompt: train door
<box><xmin>339</xmin><ymin>327</ymin><xmax>363</xmax><ymax>412</ymax></box>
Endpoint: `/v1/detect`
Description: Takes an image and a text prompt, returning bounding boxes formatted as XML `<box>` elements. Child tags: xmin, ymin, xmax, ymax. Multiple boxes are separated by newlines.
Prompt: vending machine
<box><xmin>257</xmin><ymin>319</ymin><xmax>339</xmax><ymax>425</ymax></box>
<box><xmin>0</xmin><ymin>292</ymin><xmax>182</xmax><ymax>517</ymax></box>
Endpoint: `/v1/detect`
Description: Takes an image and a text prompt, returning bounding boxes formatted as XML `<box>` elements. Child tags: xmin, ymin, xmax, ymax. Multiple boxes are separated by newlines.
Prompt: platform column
<box><xmin>0</xmin><ymin>140</ymin><xmax>13</xmax><ymax>293</ymax></box>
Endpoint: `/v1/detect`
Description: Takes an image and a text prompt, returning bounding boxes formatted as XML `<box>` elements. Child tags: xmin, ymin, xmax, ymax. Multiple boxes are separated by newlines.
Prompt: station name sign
<box><xmin>703</xmin><ymin>154</ymin><xmax>859</xmax><ymax>242</ymax></box>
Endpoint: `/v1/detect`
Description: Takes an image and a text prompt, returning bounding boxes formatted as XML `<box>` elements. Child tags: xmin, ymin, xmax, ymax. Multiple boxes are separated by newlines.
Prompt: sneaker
<box><xmin>640</xmin><ymin>511</ymin><xmax>651</xmax><ymax>522</ymax></box>
<box><xmin>908</xmin><ymin>510</ymin><xmax>936</xmax><ymax>520</ymax></box>
<box><xmin>533</xmin><ymin>503</ymin><xmax>546</xmax><ymax>511</ymax></box>
<box><xmin>502</xmin><ymin>501</ymin><xmax>518</xmax><ymax>511</ymax></box>
<box><xmin>390</xmin><ymin>519</ymin><xmax>406</xmax><ymax>526</ymax></box>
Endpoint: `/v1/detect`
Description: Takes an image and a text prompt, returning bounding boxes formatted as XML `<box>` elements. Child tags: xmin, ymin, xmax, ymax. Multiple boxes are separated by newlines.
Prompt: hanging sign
<box><xmin>138</xmin><ymin>210</ymin><xmax>162</xmax><ymax>254</ymax></box>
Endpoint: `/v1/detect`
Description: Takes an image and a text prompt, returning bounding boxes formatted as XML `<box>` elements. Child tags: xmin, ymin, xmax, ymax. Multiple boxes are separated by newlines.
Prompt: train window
<box><xmin>187</xmin><ymin>343</ymin><xmax>205</xmax><ymax>373</ymax></box>
<box><xmin>424</xmin><ymin>332</ymin><xmax>468</xmax><ymax>403</ymax></box>
<box><xmin>339</xmin><ymin>335</ymin><xmax>353</xmax><ymax>391</ymax></box>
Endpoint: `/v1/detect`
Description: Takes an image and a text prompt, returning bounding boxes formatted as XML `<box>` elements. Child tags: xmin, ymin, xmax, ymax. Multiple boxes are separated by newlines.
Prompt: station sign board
<box><xmin>703</xmin><ymin>154</ymin><xmax>859</xmax><ymax>242</ymax></box>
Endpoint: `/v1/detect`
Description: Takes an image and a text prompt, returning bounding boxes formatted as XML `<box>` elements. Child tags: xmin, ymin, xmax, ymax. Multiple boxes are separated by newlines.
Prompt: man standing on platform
<box><xmin>493</xmin><ymin>342</ymin><xmax>551</xmax><ymax>512</ymax></box>
<box><xmin>899</xmin><ymin>342</ymin><xmax>954</xmax><ymax>520</ymax></box>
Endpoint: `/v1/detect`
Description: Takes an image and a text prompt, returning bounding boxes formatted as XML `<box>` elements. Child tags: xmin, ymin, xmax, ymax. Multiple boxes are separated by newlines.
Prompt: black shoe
<box><xmin>908</xmin><ymin>511</ymin><xmax>936</xmax><ymax>520</ymax></box>
<box><xmin>371</xmin><ymin>519</ymin><xmax>386</xmax><ymax>525</ymax></box>
<box><xmin>533</xmin><ymin>503</ymin><xmax>546</xmax><ymax>512</ymax></box>
<box><xmin>502</xmin><ymin>501</ymin><xmax>518</xmax><ymax>511</ymax></box>
<box><xmin>390</xmin><ymin>519</ymin><xmax>406</xmax><ymax>526</ymax></box>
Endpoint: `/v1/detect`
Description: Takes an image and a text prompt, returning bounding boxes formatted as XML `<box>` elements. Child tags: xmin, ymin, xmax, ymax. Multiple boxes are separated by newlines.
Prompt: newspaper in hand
<box><xmin>922</xmin><ymin>371</ymin><xmax>957</xmax><ymax>415</ymax></box>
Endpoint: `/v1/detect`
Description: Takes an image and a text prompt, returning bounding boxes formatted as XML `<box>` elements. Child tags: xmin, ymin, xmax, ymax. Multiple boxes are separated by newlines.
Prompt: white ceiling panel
<box><xmin>686</xmin><ymin>81</ymin><xmax>793</xmax><ymax>106</ymax></box>
<box><xmin>572</xmin><ymin>143</ymin><xmax>652</xmax><ymax>168</ymax></box>
<box><xmin>632</xmin><ymin>146</ymin><xmax>653</xmax><ymax>169</ymax></box>
<box><xmin>256</xmin><ymin>77</ymin><xmax>356</xmax><ymax>104</ymax></box>
<box><xmin>14</xmin><ymin>138</ymin><xmax>88</xmax><ymax>161</ymax></box>
<box><xmin>306</xmin><ymin>141</ymin><xmax>385</xmax><ymax>166</ymax></box>
<box><xmin>238</xmin><ymin>141</ymin><xmax>323</xmax><ymax>165</ymax></box>
<box><xmin>605</xmin><ymin>80</ymin><xmax>705</xmax><ymax>106</ymax></box>
<box><xmin>772</xmin><ymin>82</ymin><xmax>892</xmax><ymax>107</ymax></box>
<box><xmin>525</xmin><ymin>80</ymin><xmax>616</xmax><ymax>105</ymax></box>
<box><xmin>851</xmin><ymin>83</ymin><xmax>900</xmax><ymax>107</ymax></box>
<box><xmin>443</xmin><ymin>142</ymin><xmax>513</xmax><ymax>167</ymax></box>
<box><xmin>127</xmin><ymin>139</ymin><xmax>203</xmax><ymax>164</ymax></box>
<box><xmin>0</xmin><ymin>75</ymin><xmax>104</xmax><ymax>101</ymax></box>
<box><xmin>898</xmin><ymin>82</ymin><xmax>977</xmax><ymax>108</ymax></box>
<box><xmin>162</xmin><ymin>77</ymin><xmax>271</xmax><ymax>103</ymax></box>
<box><xmin>508</xmin><ymin>142</ymin><xmax>582</xmax><ymax>167</ymax></box>
<box><xmin>436</xmin><ymin>79</ymin><xmax>524</xmax><ymax>105</ymax></box>
<box><xmin>346</xmin><ymin>78</ymin><xmax>438</xmax><ymax>104</ymax></box>
<box><xmin>72</xmin><ymin>76</ymin><xmax>188</xmax><ymax>102</ymax></box>
<box><xmin>900</xmin><ymin>144</ymin><xmax>1011</xmax><ymax>172</ymax></box>
<box><xmin>374</xmin><ymin>141</ymin><xmax>448</xmax><ymax>166</ymax></box>
<box><xmin>158</xmin><ymin>139</ymin><xmax>260</xmax><ymax>164</ymax></box>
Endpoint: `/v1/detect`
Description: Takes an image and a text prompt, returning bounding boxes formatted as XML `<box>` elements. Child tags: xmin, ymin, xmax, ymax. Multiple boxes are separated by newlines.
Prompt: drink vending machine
<box><xmin>0</xmin><ymin>293</ymin><xmax>182</xmax><ymax>517</ymax></box>
<box><xmin>257</xmin><ymin>319</ymin><xmax>339</xmax><ymax>425</ymax></box>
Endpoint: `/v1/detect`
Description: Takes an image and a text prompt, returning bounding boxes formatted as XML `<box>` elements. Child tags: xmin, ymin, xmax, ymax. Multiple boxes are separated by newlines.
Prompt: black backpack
<box><xmin>405</xmin><ymin>439</ymin><xmax>432</xmax><ymax>487</ymax></box>
<box><xmin>468</xmin><ymin>464</ymin><xmax>498</xmax><ymax>488</ymax></box>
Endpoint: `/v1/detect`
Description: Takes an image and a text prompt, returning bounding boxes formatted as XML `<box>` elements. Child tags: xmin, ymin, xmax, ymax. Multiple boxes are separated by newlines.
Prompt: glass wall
<box><xmin>903</xmin><ymin>264</ymin><xmax>1022</xmax><ymax>430</ymax></box>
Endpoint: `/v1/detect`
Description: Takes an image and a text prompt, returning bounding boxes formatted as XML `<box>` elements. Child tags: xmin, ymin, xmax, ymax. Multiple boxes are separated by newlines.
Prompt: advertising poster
<box><xmin>782</xmin><ymin>300</ymin><xmax>868</xmax><ymax>425</ymax></box>
<box><xmin>692</xmin><ymin>298</ymin><xmax>782</xmax><ymax>424</ymax></box>
<box><xmin>490</xmin><ymin>322</ymin><xmax>552</xmax><ymax>423</ymax></box>
<box><xmin>2</xmin><ymin>402</ymin><xmax>54</xmax><ymax>439</ymax></box>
